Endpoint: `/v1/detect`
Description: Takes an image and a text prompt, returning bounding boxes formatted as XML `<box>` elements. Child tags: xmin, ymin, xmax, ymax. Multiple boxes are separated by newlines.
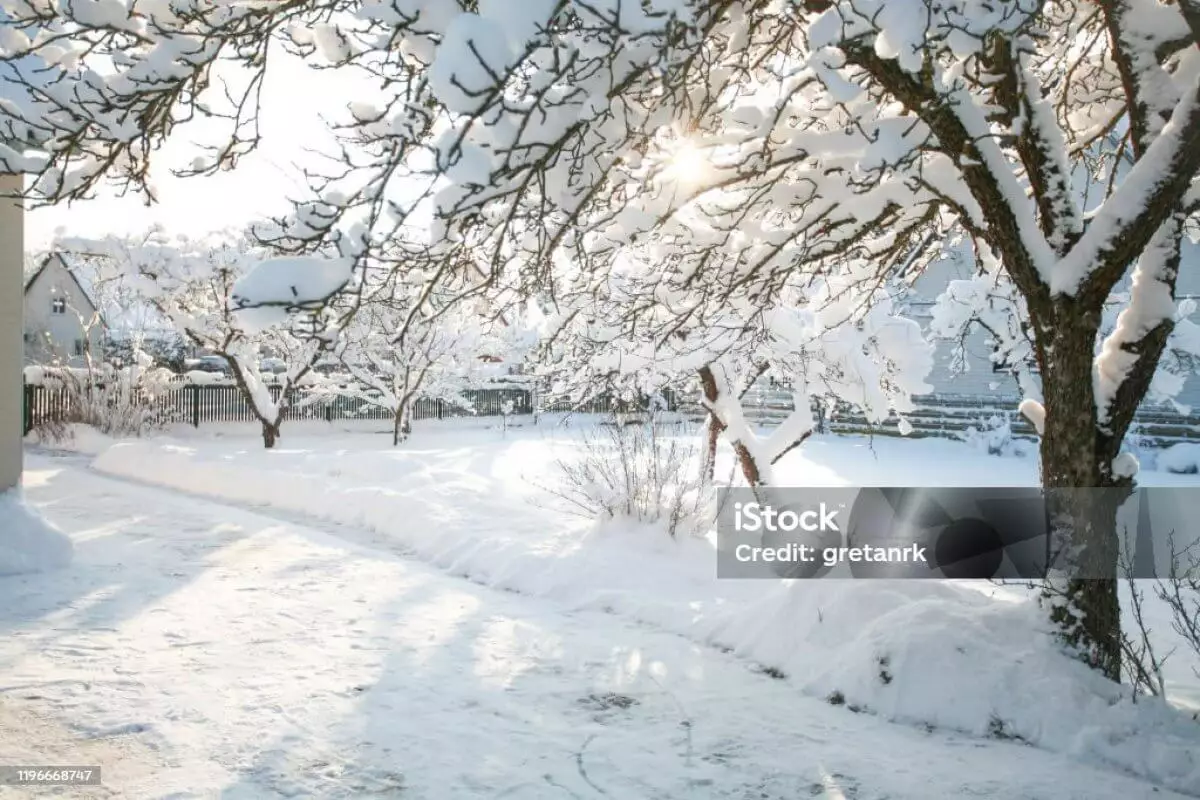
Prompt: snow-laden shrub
<box><xmin>548</xmin><ymin>413</ymin><xmax>712</xmax><ymax>538</ymax></box>
<box><xmin>32</xmin><ymin>353</ymin><xmax>179</xmax><ymax>439</ymax></box>
<box><xmin>960</xmin><ymin>414</ymin><xmax>1033</xmax><ymax>458</ymax></box>
<box><xmin>1157</xmin><ymin>443</ymin><xmax>1200</xmax><ymax>475</ymax></box>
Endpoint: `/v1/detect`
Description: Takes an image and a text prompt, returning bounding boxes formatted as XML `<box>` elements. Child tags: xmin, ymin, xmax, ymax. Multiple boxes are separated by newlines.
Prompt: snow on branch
<box><xmin>230</xmin><ymin>256</ymin><xmax>354</xmax><ymax>333</ymax></box>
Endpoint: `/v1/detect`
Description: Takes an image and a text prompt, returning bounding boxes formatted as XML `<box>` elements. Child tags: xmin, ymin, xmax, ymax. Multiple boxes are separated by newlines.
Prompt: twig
<box><xmin>574</xmin><ymin>734</ymin><xmax>608</xmax><ymax>796</ymax></box>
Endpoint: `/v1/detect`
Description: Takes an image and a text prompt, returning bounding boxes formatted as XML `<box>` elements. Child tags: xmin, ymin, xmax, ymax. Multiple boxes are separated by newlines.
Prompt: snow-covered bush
<box><xmin>25</xmin><ymin>355</ymin><xmax>178</xmax><ymax>439</ymax></box>
<box><xmin>548</xmin><ymin>414</ymin><xmax>712</xmax><ymax>538</ymax></box>
<box><xmin>72</xmin><ymin>357</ymin><xmax>177</xmax><ymax>437</ymax></box>
<box><xmin>960</xmin><ymin>415</ymin><xmax>1032</xmax><ymax>458</ymax></box>
<box><xmin>1157</xmin><ymin>444</ymin><xmax>1200</xmax><ymax>475</ymax></box>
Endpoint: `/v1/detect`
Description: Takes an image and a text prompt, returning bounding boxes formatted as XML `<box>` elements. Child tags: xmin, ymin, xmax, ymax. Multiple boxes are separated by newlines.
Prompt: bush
<box><xmin>1157</xmin><ymin>443</ymin><xmax>1200</xmax><ymax>475</ymax></box>
<box><xmin>548</xmin><ymin>412</ymin><xmax>713</xmax><ymax>537</ymax></box>
<box><xmin>28</xmin><ymin>354</ymin><xmax>179</xmax><ymax>439</ymax></box>
<box><xmin>961</xmin><ymin>414</ymin><xmax>1032</xmax><ymax>458</ymax></box>
<box><xmin>1119</xmin><ymin>529</ymin><xmax>1200</xmax><ymax>702</ymax></box>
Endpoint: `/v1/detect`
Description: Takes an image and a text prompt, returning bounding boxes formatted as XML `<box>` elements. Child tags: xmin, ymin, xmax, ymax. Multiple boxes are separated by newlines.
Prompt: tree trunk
<box><xmin>702</xmin><ymin>412</ymin><xmax>721</xmax><ymax>485</ymax></box>
<box><xmin>700</xmin><ymin>369</ymin><xmax>724</xmax><ymax>486</ymax></box>
<box><xmin>1038</xmin><ymin>309</ymin><xmax>1126</xmax><ymax>681</ymax></box>
<box><xmin>262</xmin><ymin>421</ymin><xmax>279</xmax><ymax>449</ymax></box>
<box><xmin>392</xmin><ymin>399</ymin><xmax>414</xmax><ymax>447</ymax></box>
<box><xmin>697</xmin><ymin>364</ymin><xmax>767</xmax><ymax>488</ymax></box>
<box><xmin>392</xmin><ymin>406</ymin><xmax>405</xmax><ymax>446</ymax></box>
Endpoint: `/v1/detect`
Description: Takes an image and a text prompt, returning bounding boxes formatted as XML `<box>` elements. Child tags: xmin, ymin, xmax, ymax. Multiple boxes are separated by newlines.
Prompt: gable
<box><xmin>23</xmin><ymin>254</ymin><xmax>103</xmax><ymax>324</ymax></box>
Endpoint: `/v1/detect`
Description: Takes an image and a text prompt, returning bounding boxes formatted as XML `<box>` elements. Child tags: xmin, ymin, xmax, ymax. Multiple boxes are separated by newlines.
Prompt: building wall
<box><xmin>0</xmin><ymin>172</ymin><xmax>23</xmax><ymax>492</ymax></box>
<box><xmin>23</xmin><ymin>255</ymin><xmax>103</xmax><ymax>367</ymax></box>
<box><xmin>909</xmin><ymin>245</ymin><xmax>1200</xmax><ymax>415</ymax></box>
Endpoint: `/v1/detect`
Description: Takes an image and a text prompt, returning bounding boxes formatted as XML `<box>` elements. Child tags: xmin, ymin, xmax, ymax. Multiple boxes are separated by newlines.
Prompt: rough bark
<box><xmin>697</xmin><ymin>365</ymin><xmax>764</xmax><ymax>487</ymax></box>
<box><xmin>1036</xmin><ymin>304</ymin><xmax>1125</xmax><ymax>680</ymax></box>
<box><xmin>699</xmin><ymin>365</ymin><xmax>725</xmax><ymax>485</ymax></box>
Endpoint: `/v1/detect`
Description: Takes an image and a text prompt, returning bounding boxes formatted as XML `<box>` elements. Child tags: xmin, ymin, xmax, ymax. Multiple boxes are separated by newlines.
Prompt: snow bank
<box><xmin>0</xmin><ymin>489</ymin><xmax>73</xmax><ymax>577</ymax></box>
<box><xmin>705</xmin><ymin>581</ymin><xmax>1199</xmax><ymax>789</ymax></box>
<box><xmin>88</xmin><ymin>433</ymin><xmax>1200</xmax><ymax>793</ymax></box>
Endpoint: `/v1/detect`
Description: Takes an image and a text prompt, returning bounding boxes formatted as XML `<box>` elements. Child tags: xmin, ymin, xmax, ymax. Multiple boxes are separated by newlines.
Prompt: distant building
<box><xmin>906</xmin><ymin>243</ymin><xmax>1200</xmax><ymax>414</ymax></box>
<box><xmin>23</xmin><ymin>253</ymin><xmax>106</xmax><ymax>367</ymax></box>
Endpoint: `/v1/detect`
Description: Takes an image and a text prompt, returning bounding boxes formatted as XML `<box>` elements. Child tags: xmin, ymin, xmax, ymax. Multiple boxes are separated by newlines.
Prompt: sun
<box><xmin>662</xmin><ymin>140</ymin><xmax>710</xmax><ymax>187</ymax></box>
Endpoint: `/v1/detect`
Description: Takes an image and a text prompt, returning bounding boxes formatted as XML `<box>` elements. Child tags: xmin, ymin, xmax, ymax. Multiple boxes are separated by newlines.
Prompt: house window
<box><xmin>74</xmin><ymin>339</ymin><xmax>84</xmax><ymax>357</ymax></box>
<box><xmin>51</xmin><ymin>298</ymin><xmax>66</xmax><ymax>314</ymax></box>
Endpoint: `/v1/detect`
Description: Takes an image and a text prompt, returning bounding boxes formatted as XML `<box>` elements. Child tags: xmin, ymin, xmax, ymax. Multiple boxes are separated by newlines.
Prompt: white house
<box><xmin>23</xmin><ymin>253</ymin><xmax>105</xmax><ymax>367</ymax></box>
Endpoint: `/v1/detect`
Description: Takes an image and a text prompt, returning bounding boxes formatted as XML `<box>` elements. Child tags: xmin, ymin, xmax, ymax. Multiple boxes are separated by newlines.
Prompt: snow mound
<box><xmin>1157</xmin><ymin>443</ymin><xmax>1200</xmax><ymax>474</ymax></box>
<box><xmin>0</xmin><ymin>489</ymin><xmax>73</xmax><ymax>577</ymax></box>
<box><xmin>703</xmin><ymin>581</ymin><xmax>1200</xmax><ymax>794</ymax></box>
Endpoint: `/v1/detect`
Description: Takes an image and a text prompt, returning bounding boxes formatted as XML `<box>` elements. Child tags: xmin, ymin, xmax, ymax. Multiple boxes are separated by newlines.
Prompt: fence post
<box><xmin>22</xmin><ymin>383</ymin><xmax>32</xmax><ymax>436</ymax></box>
<box><xmin>191</xmin><ymin>384</ymin><xmax>201</xmax><ymax>428</ymax></box>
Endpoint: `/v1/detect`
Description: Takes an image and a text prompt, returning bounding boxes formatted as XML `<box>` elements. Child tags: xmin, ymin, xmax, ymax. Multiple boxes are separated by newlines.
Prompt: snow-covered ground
<box><xmin>9</xmin><ymin>422</ymin><xmax>1200</xmax><ymax>791</ymax></box>
<box><xmin>0</xmin><ymin>451</ymin><xmax>1195</xmax><ymax>799</ymax></box>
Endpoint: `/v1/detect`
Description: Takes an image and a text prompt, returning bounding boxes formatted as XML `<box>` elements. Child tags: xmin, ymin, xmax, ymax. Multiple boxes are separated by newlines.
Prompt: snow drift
<box><xmin>0</xmin><ymin>489</ymin><xmax>73</xmax><ymax>577</ymax></box>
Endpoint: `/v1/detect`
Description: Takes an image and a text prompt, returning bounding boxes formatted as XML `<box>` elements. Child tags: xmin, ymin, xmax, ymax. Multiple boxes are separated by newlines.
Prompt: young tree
<box><xmin>61</xmin><ymin>231</ymin><xmax>350</xmax><ymax>448</ymax></box>
<box><xmin>335</xmin><ymin>277</ymin><xmax>493</xmax><ymax>446</ymax></box>
<box><xmin>8</xmin><ymin>0</ymin><xmax>1200</xmax><ymax>678</ymax></box>
<box><xmin>538</xmin><ymin>255</ymin><xmax>933</xmax><ymax>488</ymax></box>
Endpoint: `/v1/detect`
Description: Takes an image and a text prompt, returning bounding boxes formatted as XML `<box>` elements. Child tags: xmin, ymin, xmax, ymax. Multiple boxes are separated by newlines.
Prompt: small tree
<box><xmin>335</xmin><ymin>280</ymin><xmax>491</xmax><ymax>446</ymax></box>
<box><xmin>539</xmin><ymin>259</ymin><xmax>933</xmax><ymax>490</ymax></box>
<box><xmin>61</xmin><ymin>230</ymin><xmax>351</xmax><ymax>448</ymax></box>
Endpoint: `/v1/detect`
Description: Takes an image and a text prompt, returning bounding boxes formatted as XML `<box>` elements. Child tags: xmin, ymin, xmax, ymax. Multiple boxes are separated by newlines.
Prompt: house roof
<box><xmin>24</xmin><ymin>252</ymin><xmax>106</xmax><ymax>326</ymax></box>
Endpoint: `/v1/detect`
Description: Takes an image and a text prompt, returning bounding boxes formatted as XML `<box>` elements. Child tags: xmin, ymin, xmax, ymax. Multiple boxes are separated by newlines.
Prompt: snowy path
<box><xmin>0</xmin><ymin>456</ymin><xmax>1191</xmax><ymax>799</ymax></box>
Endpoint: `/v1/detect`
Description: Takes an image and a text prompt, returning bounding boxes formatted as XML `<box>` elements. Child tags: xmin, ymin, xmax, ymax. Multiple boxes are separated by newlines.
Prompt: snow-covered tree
<box><xmin>336</xmin><ymin>278</ymin><xmax>492</xmax><ymax>446</ymax></box>
<box><xmin>538</xmin><ymin>256</ymin><xmax>933</xmax><ymax>488</ymax></box>
<box><xmin>61</xmin><ymin>231</ymin><xmax>351</xmax><ymax>448</ymax></box>
<box><xmin>9</xmin><ymin>0</ymin><xmax>1200</xmax><ymax>677</ymax></box>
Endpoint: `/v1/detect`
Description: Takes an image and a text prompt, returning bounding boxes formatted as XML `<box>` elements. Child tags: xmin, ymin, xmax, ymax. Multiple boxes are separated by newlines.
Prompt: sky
<box><xmin>25</xmin><ymin>46</ymin><xmax>351</xmax><ymax>251</ymax></box>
